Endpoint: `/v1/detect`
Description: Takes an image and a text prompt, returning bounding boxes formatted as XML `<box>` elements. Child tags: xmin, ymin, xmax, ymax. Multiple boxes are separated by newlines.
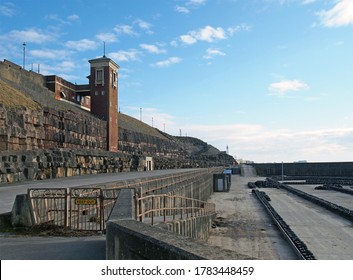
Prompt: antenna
<box><xmin>103</xmin><ymin>42</ymin><xmax>106</xmax><ymax>57</ymax></box>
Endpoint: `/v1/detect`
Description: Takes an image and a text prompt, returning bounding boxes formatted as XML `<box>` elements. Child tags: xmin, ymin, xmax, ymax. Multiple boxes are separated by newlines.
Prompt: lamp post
<box><xmin>22</xmin><ymin>42</ymin><xmax>26</xmax><ymax>70</ymax></box>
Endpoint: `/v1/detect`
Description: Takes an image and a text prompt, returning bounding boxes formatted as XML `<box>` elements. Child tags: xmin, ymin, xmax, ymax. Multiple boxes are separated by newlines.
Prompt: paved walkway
<box><xmin>207</xmin><ymin>165</ymin><xmax>298</xmax><ymax>259</ymax></box>
<box><xmin>0</xmin><ymin>169</ymin><xmax>197</xmax><ymax>214</ymax></box>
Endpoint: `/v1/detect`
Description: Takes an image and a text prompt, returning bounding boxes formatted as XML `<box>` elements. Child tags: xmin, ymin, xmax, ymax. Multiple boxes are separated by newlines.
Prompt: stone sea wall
<box><xmin>0</xmin><ymin>149</ymin><xmax>131</xmax><ymax>183</ymax></box>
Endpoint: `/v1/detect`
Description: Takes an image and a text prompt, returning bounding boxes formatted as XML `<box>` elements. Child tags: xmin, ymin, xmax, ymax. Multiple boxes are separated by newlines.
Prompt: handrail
<box><xmin>135</xmin><ymin>193</ymin><xmax>215</xmax><ymax>225</ymax></box>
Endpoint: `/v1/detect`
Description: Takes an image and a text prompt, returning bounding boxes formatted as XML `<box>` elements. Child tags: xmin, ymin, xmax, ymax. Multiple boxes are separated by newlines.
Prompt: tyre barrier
<box><xmin>267</xmin><ymin>178</ymin><xmax>353</xmax><ymax>222</ymax></box>
<box><xmin>248</xmin><ymin>181</ymin><xmax>279</xmax><ymax>189</ymax></box>
<box><xmin>316</xmin><ymin>184</ymin><xmax>353</xmax><ymax>196</ymax></box>
<box><xmin>252</xmin><ymin>189</ymin><xmax>316</xmax><ymax>260</ymax></box>
<box><xmin>272</xmin><ymin>176</ymin><xmax>353</xmax><ymax>186</ymax></box>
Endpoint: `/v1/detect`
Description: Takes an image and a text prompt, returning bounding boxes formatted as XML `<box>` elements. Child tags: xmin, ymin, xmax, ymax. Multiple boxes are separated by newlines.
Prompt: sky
<box><xmin>1</xmin><ymin>0</ymin><xmax>353</xmax><ymax>163</ymax></box>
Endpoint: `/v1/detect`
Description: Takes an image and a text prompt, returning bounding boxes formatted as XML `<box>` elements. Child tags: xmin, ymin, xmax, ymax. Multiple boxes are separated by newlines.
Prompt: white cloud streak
<box><xmin>29</xmin><ymin>49</ymin><xmax>73</xmax><ymax>60</ymax></box>
<box><xmin>140</xmin><ymin>44</ymin><xmax>166</xmax><ymax>54</ymax></box>
<box><xmin>151</xmin><ymin>57</ymin><xmax>182</xmax><ymax>68</ymax></box>
<box><xmin>1</xmin><ymin>28</ymin><xmax>55</xmax><ymax>43</ymax></box>
<box><xmin>108</xmin><ymin>50</ymin><xmax>140</xmax><ymax>62</ymax></box>
<box><xmin>180</xmin><ymin>25</ymin><xmax>227</xmax><ymax>45</ymax></box>
<box><xmin>269</xmin><ymin>79</ymin><xmax>309</xmax><ymax>96</ymax></box>
<box><xmin>203</xmin><ymin>48</ymin><xmax>226</xmax><ymax>59</ymax></box>
<box><xmin>122</xmin><ymin>106</ymin><xmax>353</xmax><ymax>162</ymax></box>
<box><xmin>0</xmin><ymin>3</ymin><xmax>15</xmax><ymax>16</ymax></box>
<box><xmin>65</xmin><ymin>39</ymin><xmax>98</xmax><ymax>51</ymax></box>
<box><xmin>318</xmin><ymin>0</ymin><xmax>353</xmax><ymax>27</ymax></box>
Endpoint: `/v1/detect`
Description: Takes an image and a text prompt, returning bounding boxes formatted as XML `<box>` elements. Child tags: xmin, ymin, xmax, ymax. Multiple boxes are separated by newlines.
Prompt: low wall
<box><xmin>106</xmin><ymin>189</ymin><xmax>248</xmax><ymax>260</ymax></box>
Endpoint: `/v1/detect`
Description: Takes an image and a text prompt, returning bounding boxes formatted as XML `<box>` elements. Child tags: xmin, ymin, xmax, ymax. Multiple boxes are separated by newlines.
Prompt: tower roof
<box><xmin>88</xmin><ymin>56</ymin><xmax>119</xmax><ymax>70</ymax></box>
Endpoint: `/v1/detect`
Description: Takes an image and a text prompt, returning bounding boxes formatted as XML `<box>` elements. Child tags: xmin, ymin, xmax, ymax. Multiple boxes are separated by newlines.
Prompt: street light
<box><xmin>22</xmin><ymin>42</ymin><xmax>26</xmax><ymax>70</ymax></box>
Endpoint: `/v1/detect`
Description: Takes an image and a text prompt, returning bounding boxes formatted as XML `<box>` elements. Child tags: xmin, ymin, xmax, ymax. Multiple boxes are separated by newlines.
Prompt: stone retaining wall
<box><xmin>0</xmin><ymin>105</ymin><xmax>107</xmax><ymax>152</ymax></box>
<box><xmin>0</xmin><ymin>149</ymin><xmax>131</xmax><ymax>183</ymax></box>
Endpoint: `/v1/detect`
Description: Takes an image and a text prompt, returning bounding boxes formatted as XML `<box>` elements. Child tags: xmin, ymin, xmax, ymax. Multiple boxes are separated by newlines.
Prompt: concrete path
<box><xmin>207</xmin><ymin>165</ymin><xmax>298</xmax><ymax>260</ymax></box>
<box><xmin>266</xmin><ymin>186</ymin><xmax>353</xmax><ymax>259</ymax></box>
<box><xmin>0</xmin><ymin>169</ymin><xmax>198</xmax><ymax>214</ymax></box>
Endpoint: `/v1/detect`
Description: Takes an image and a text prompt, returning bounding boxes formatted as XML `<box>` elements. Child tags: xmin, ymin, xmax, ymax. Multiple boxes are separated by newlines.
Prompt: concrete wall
<box><xmin>252</xmin><ymin>162</ymin><xmax>353</xmax><ymax>177</ymax></box>
<box><xmin>106</xmin><ymin>172</ymin><xmax>223</xmax><ymax>260</ymax></box>
<box><xmin>106</xmin><ymin>188</ymin><xmax>245</xmax><ymax>260</ymax></box>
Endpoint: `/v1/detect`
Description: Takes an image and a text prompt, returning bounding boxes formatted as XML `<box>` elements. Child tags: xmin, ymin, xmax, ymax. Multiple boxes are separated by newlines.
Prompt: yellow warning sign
<box><xmin>75</xmin><ymin>198</ymin><xmax>97</xmax><ymax>205</ymax></box>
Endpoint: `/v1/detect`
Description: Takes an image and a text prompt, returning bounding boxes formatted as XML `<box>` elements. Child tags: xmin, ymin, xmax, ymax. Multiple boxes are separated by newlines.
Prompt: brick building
<box><xmin>0</xmin><ymin>56</ymin><xmax>120</xmax><ymax>152</ymax></box>
<box><xmin>44</xmin><ymin>56</ymin><xmax>119</xmax><ymax>152</ymax></box>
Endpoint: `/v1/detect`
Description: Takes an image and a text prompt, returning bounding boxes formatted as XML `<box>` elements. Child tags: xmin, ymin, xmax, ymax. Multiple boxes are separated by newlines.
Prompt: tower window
<box><xmin>112</xmin><ymin>71</ymin><xmax>117</xmax><ymax>88</ymax></box>
<box><xmin>95</xmin><ymin>68</ymin><xmax>104</xmax><ymax>86</ymax></box>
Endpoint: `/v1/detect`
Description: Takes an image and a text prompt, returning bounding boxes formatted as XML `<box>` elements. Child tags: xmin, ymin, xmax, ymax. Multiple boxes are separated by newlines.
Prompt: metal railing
<box><xmin>135</xmin><ymin>193</ymin><xmax>215</xmax><ymax>225</ymax></box>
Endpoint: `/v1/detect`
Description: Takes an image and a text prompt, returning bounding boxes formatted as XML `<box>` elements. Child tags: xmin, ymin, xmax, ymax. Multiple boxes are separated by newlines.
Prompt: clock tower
<box><xmin>89</xmin><ymin>56</ymin><xmax>119</xmax><ymax>152</ymax></box>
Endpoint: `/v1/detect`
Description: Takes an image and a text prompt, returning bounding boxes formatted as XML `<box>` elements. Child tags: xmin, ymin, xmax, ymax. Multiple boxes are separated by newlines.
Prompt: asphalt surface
<box><xmin>0</xmin><ymin>235</ymin><xmax>106</xmax><ymax>260</ymax></box>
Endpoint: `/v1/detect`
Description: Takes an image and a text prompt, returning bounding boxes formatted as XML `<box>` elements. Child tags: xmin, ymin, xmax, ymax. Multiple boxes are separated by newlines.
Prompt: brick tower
<box><xmin>89</xmin><ymin>56</ymin><xmax>119</xmax><ymax>152</ymax></box>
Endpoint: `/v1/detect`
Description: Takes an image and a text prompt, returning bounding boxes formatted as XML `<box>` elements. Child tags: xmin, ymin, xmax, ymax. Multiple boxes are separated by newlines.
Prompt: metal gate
<box><xmin>28</xmin><ymin>187</ymin><xmax>120</xmax><ymax>231</ymax></box>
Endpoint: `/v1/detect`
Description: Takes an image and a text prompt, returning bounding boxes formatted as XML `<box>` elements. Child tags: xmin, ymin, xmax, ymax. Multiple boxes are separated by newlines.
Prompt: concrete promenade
<box><xmin>0</xmin><ymin>169</ymin><xmax>198</xmax><ymax>214</ymax></box>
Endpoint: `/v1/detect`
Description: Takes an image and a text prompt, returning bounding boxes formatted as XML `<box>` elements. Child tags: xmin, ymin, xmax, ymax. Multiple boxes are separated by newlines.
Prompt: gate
<box><xmin>28</xmin><ymin>187</ymin><xmax>121</xmax><ymax>231</ymax></box>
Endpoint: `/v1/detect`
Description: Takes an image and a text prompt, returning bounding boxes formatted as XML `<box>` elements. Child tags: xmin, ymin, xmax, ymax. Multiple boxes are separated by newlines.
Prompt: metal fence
<box><xmin>28</xmin><ymin>187</ymin><xmax>121</xmax><ymax>231</ymax></box>
<box><xmin>135</xmin><ymin>193</ymin><xmax>215</xmax><ymax>225</ymax></box>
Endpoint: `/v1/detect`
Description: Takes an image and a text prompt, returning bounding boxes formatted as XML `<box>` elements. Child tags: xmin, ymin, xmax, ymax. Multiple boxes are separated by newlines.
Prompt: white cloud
<box><xmin>108</xmin><ymin>50</ymin><xmax>140</xmax><ymax>62</ymax></box>
<box><xmin>318</xmin><ymin>0</ymin><xmax>353</xmax><ymax>27</ymax></box>
<box><xmin>203</xmin><ymin>48</ymin><xmax>226</xmax><ymax>59</ymax></box>
<box><xmin>0</xmin><ymin>3</ymin><xmax>15</xmax><ymax>16</ymax></box>
<box><xmin>120</xmin><ymin>106</ymin><xmax>353</xmax><ymax>162</ymax></box>
<box><xmin>29</xmin><ymin>49</ymin><xmax>73</xmax><ymax>60</ymax></box>
<box><xmin>175</xmin><ymin>6</ymin><xmax>190</xmax><ymax>14</ymax></box>
<box><xmin>227</xmin><ymin>23</ymin><xmax>252</xmax><ymax>35</ymax></box>
<box><xmin>140</xmin><ymin>44</ymin><xmax>166</xmax><ymax>54</ymax></box>
<box><xmin>180</xmin><ymin>34</ymin><xmax>198</xmax><ymax>45</ymax></box>
<box><xmin>151</xmin><ymin>57</ymin><xmax>182</xmax><ymax>68</ymax></box>
<box><xmin>175</xmin><ymin>0</ymin><xmax>206</xmax><ymax>13</ymax></box>
<box><xmin>39</xmin><ymin>61</ymin><xmax>78</xmax><ymax>77</ymax></box>
<box><xmin>114</xmin><ymin>24</ymin><xmax>138</xmax><ymax>36</ymax></box>
<box><xmin>269</xmin><ymin>79</ymin><xmax>309</xmax><ymax>96</ymax></box>
<box><xmin>45</xmin><ymin>14</ymin><xmax>80</xmax><ymax>25</ymax></box>
<box><xmin>188</xmin><ymin>0</ymin><xmax>206</xmax><ymax>6</ymax></box>
<box><xmin>65</xmin><ymin>39</ymin><xmax>98</xmax><ymax>51</ymax></box>
<box><xmin>181</xmin><ymin>123</ymin><xmax>353</xmax><ymax>162</ymax></box>
<box><xmin>1</xmin><ymin>28</ymin><xmax>55</xmax><ymax>44</ymax></box>
<box><xmin>67</xmin><ymin>14</ymin><xmax>80</xmax><ymax>22</ymax></box>
<box><xmin>180</xmin><ymin>25</ymin><xmax>227</xmax><ymax>45</ymax></box>
<box><xmin>302</xmin><ymin>0</ymin><xmax>316</xmax><ymax>4</ymax></box>
<box><xmin>96</xmin><ymin>33</ymin><xmax>118</xmax><ymax>43</ymax></box>
<box><xmin>134</xmin><ymin>19</ymin><xmax>153</xmax><ymax>34</ymax></box>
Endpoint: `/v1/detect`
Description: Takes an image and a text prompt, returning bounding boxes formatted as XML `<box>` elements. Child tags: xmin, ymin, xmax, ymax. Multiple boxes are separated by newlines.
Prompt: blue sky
<box><xmin>1</xmin><ymin>0</ymin><xmax>353</xmax><ymax>163</ymax></box>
